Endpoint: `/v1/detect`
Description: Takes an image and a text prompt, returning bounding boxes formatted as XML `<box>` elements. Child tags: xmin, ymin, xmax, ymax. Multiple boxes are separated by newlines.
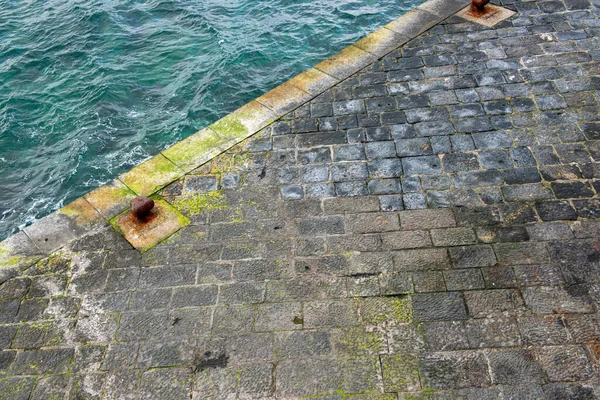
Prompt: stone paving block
<box><xmin>139</xmin><ymin>265</ymin><xmax>195</xmax><ymax>288</ymax></box>
<box><xmin>396</xmin><ymin>138</ymin><xmax>433</xmax><ymax>157</ymax></box>
<box><xmin>422</xmin><ymin>321</ymin><xmax>469</xmax><ymax>351</ymax></box>
<box><xmin>368</xmin><ymin>158</ymin><xmax>404</xmax><ymax>178</ymax></box>
<box><xmin>522</xmin><ymin>285</ymin><xmax>595</xmax><ymax>314</ymax></box>
<box><xmin>69</xmin><ymin>374</ymin><xmax>106</xmax><ymax>400</ymax></box>
<box><xmin>137</xmin><ymin>340</ymin><xmax>190</xmax><ymax>368</ymax></box>
<box><xmin>255</xmin><ymin>302</ymin><xmax>302</xmax><ymax>332</ymax></box>
<box><xmin>394</xmin><ymin>248</ymin><xmax>450</xmax><ymax>272</ymax></box>
<box><xmin>449</xmin><ymin>245</ymin><xmax>496</xmax><ymax>268</ymax></box>
<box><xmin>466</xmin><ymin>317</ymin><xmax>522</xmax><ymax>348</ymax></box>
<box><xmin>381</xmin><ymin>230</ymin><xmax>431</xmax><ymax>250</ymax></box>
<box><xmin>0</xmin><ymin>351</ymin><xmax>17</xmax><ymax>371</ymax></box>
<box><xmin>379</xmin><ymin>272</ymin><xmax>413</xmax><ymax>295</ymax></box>
<box><xmin>345</xmin><ymin>212</ymin><xmax>399</xmax><ymax>233</ymax></box>
<box><xmin>119</xmin><ymin>154</ymin><xmax>186</xmax><ymax>197</ymax></box>
<box><xmin>494</xmin><ymin>242</ymin><xmax>549</xmax><ymax>265</ymax></box>
<box><xmin>514</xmin><ymin>264</ymin><xmax>564</xmax><ymax>286</ymax></box>
<box><xmin>238</xmin><ymin>362</ymin><xmax>274</xmax><ymax>398</ymax></box>
<box><xmin>361</xmin><ymin>296</ymin><xmax>412</xmax><ymax>324</ymax></box>
<box><xmin>275</xmin><ymin>330</ymin><xmax>332</xmax><ymax>357</ymax></box>
<box><xmin>477</xmin><ymin>226</ymin><xmax>530</xmax><ymax>243</ymax></box>
<box><xmin>213</xmin><ymin>305</ymin><xmax>255</xmax><ymax>334</ymax></box>
<box><xmin>234</xmin><ymin>259</ymin><xmax>291</xmax><ymax>281</ymax></box>
<box><xmin>413</xmin><ymin>270</ymin><xmax>446</xmax><ymax>293</ymax></box>
<box><xmin>276</xmin><ymin>358</ymin><xmax>345</xmax><ymax>397</ymax></box>
<box><xmin>22</xmin><ymin>209</ymin><xmax>101</xmax><ymax>256</ymax></box>
<box><xmin>542</xmin><ymin>384</ymin><xmax>597</xmax><ymax>400</ymax></box>
<box><xmin>172</xmin><ymin>285</ymin><xmax>218</xmax><ymax>308</ymax></box>
<box><xmin>536</xmin><ymin>200</ymin><xmax>578</xmax><ymax>221</ymax></box>
<box><xmin>526</xmin><ymin>221</ymin><xmax>573</xmax><ymax>241</ymax></box>
<box><xmin>225</xmin><ymin>333</ymin><xmax>273</xmax><ymax>362</ymax></box>
<box><xmin>419</xmin><ymin>351</ymin><xmax>491</xmax><ymax>389</ymax></box>
<box><xmin>412</xmin><ymin>292</ymin><xmax>467</xmax><ymax>322</ymax></box>
<box><xmin>0</xmin><ymin>377</ymin><xmax>35</xmax><ymax>400</ymax></box>
<box><xmin>101</xmin><ymin>342</ymin><xmax>139</xmax><ymax>371</ymax></box>
<box><xmin>130</xmin><ymin>288</ymin><xmax>172</xmax><ymax>310</ymax></box>
<box><xmin>219</xmin><ymin>281</ymin><xmax>265</xmax><ymax>305</ymax></box>
<box><xmin>454</xmin><ymin>170</ymin><xmax>503</xmax><ymax>188</ymax></box>
<box><xmin>30</xmin><ymin>376</ymin><xmax>69</xmax><ymax>400</ymax></box>
<box><xmin>74</xmin><ymin>312</ymin><xmax>119</xmax><ymax>343</ymax></box>
<box><xmin>444</xmin><ymin>269</ymin><xmax>485</xmax><ymax>290</ymax></box>
<box><xmin>162</xmin><ymin>128</ymin><xmax>232</xmax><ymax>173</ymax></box>
<box><xmin>294</xmin><ymin>255</ymin><xmax>349</xmax><ymax>275</ymax></box>
<box><xmin>11</xmin><ymin>348</ymin><xmax>74</xmax><ymax>375</ymax></box>
<box><xmin>387</xmin><ymin>322</ymin><xmax>427</xmax><ymax>355</ymax></box>
<box><xmin>381</xmin><ymin>353</ymin><xmax>421</xmax><ymax>392</ymax></box>
<box><xmin>538</xmin><ymin>345</ymin><xmax>595</xmax><ymax>382</ymax></box>
<box><xmin>481</xmin><ymin>265</ymin><xmax>517</xmax><ymax>289</ymax></box>
<box><xmin>430</xmin><ymin>227</ymin><xmax>476</xmax><ymax>246</ymax></box>
<box><xmin>332</xmin><ymin>326</ymin><xmax>386</xmax><ymax>356</ymax></box>
<box><xmin>347</xmin><ymin>251</ymin><xmax>394</xmax><ymax>275</ymax></box>
<box><xmin>399</xmin><ymin>208</ymin><xmax>455</xmax><ymax>229</ymax></box>
<box><xmin>304</xmin><ymin>299</ymin><xmax>360</xmax><ymax>328</ymax></box>
<box><xmin>348</xmin><ymin>275</ymin><xmax>380</xmax><ymax>296</ymax></box>
<box><xmin>465</xmin><ymin>289</ymin><xmax>524</xmax><ymax>318</ymax></box>
<box><xmin>139</xmin><ymin>368</ymin><xmax>191</xmax><ymax>400</ymax></box>
<box><xmin>442</xmin><ymin>152</ymin><xmax>480</xmax><ymax>172</ymax></box>
<box><xmin>368</xmin><ymin>178</ymin><xmax>401</xmax><ymax>195</ymax></box>
<box><xmin>193</xmin><ymin>365</ymin><xmax>238</xmax><ymax>399</ymax></box>
<box><xmin>487</xmin><ymin>349</ymin><xmax>543</xmax><ymax>385</ymax></box>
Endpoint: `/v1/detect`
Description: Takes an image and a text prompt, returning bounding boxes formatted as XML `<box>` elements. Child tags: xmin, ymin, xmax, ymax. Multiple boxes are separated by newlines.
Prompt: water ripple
<box><xmin>0</xmin><ymin>0</ymin><xmax>418</xmax><ymax>240</ymax></box>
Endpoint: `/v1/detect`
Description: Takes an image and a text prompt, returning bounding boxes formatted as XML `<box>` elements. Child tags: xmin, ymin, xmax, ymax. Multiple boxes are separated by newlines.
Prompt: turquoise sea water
<box><xmin>0</xmin><ymin>0</ymin><xmax>418</xmax><ymax>241</ymax></box>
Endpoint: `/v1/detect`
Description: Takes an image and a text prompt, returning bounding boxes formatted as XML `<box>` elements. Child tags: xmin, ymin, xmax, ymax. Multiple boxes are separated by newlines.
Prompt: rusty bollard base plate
<box><xmin>110</xmin><ymin>194</ymin><xmax>190</xmax><ymax>252</ymax></box>
<box><xmin>456</xmin><ymin>4</ymin><xmax>515</xmax><ymax>27</ymax></box>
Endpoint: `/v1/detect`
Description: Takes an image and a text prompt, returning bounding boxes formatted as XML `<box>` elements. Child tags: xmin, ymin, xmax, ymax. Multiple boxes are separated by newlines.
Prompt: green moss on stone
<box><xmin>381</xmin><ymin>353</ymin><xmax>421</xmax><ymax>392</ymax></box>
<box><xmin>172</xmin><ymin>191</ymin><xmax>228</xmax><ymax>216</ymax></box>
<box><xmin>362</xmin><ymin>297</ymin><xmax>413</xmax><ymax>324</ymax></box>
<box><xmin>211</xmin><ymin>116</ymin><xmax>249</xmax><ymax>140</ymax></box>
<box><xmin>0</xmin><ymin>244</ymin><xmax>30</xmax><ymax>268</ymax></box>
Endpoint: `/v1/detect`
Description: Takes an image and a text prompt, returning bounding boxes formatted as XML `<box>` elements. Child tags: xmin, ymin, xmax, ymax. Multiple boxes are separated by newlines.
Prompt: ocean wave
<box><xmin>0</xmin><ymin>0</ymin><xmax>417</xmax><ymax>241</ymax></box>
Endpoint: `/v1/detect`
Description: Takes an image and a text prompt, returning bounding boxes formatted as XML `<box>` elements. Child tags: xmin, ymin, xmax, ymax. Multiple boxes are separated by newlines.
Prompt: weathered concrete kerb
<box><xmin>2</xmin><ymin>0</ymin><xmax>600</xmax><ymax>398</ymax></box>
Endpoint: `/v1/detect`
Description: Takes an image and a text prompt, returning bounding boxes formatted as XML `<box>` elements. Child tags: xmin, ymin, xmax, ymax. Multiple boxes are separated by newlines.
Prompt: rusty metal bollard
<box><xmin>469</xmin><ymin>0</ymin><xmax>491</xmax><ymax>17</ymax></box>
<box><xmin>130</xmin><ymin>196</ymin><xmax>155</xmax><ymax>221</ymax></box>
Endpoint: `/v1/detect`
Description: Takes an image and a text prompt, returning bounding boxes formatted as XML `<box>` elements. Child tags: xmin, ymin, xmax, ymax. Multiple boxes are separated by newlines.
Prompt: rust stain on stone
<box><xmin>111</xmin><ymin>195</ymin><xmax>190</xmax><ymax>252</ymax></box>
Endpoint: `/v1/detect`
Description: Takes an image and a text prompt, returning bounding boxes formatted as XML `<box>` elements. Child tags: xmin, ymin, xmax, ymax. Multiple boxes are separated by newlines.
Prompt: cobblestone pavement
<box><xmin>3</xmin><ymin>0</ymin><xmax>600</xmax><ymax>398</ymax></box>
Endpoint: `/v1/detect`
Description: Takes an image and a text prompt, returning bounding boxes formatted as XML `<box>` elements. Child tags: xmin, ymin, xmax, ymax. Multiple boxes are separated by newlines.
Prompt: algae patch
<box><xmin>172</xmin><ymin>191</ymin><xmax>228</xmax><ymax>216</ymax></box>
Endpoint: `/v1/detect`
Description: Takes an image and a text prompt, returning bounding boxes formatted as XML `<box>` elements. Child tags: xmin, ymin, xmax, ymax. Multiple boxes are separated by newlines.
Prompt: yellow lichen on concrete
<box><xmin>119</xmin><ymin>153</ymin><xmax>186</xmax><ymax>197</ymax></box>
<box><xmin>354</xmin><ymin>27</ymin><xmax>410</xmax><ymax>58</ymax></box>
<box><xmin>84</xmin><ymin>179</ymin><xmax>136</xmax><ymax>219</ymax></box>
<box><xmin>162</xmin><ymin>128</ymin><xmax>235</xmax><ymax>173</ymax></box>
<box><xmin>314</xmin><ymin>45</ymin><xmax>378</xmax><ymax>80</ymax></box>
<box><xmin>288</xmin><ymin>68</ymin><xmax>339</xmax><ymax>96</ymax></box>
<box><xmin>58</xmin><ymin>197</ymin><xmax>104</xmax><ymax>227</ymax></box>
<box><xmin>256</xmin><ymin>81</ymin><xmax>313</xmax><ymax>116</ymax></box>
<box><xmin>210</xmin><ymin>101</ymin><xmax>277</xmax><ymax>141</ymax></box>
<box><xmin>385</xmin><ymin>8</ymin><xmax>439</xmax><ymax>37</ymax></box>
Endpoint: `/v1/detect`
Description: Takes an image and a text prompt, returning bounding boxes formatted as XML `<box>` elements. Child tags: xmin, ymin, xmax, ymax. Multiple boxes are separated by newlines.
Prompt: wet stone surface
<box><xmin>3</xmin><ymin>0</ymin><xmax>600</xmax><ymax>397</ymax></box>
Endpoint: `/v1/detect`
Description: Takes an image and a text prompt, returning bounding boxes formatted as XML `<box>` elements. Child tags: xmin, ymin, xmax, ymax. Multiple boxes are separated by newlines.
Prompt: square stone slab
<box><xmin>456</xmin><ymin>5</ymin><xmax>515</xmax><ymax>27</ymax></box>
<box><xmin>110</xmin><ymin>195</ymin><xmax>190</xmax><ymax>252</ymax></box>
